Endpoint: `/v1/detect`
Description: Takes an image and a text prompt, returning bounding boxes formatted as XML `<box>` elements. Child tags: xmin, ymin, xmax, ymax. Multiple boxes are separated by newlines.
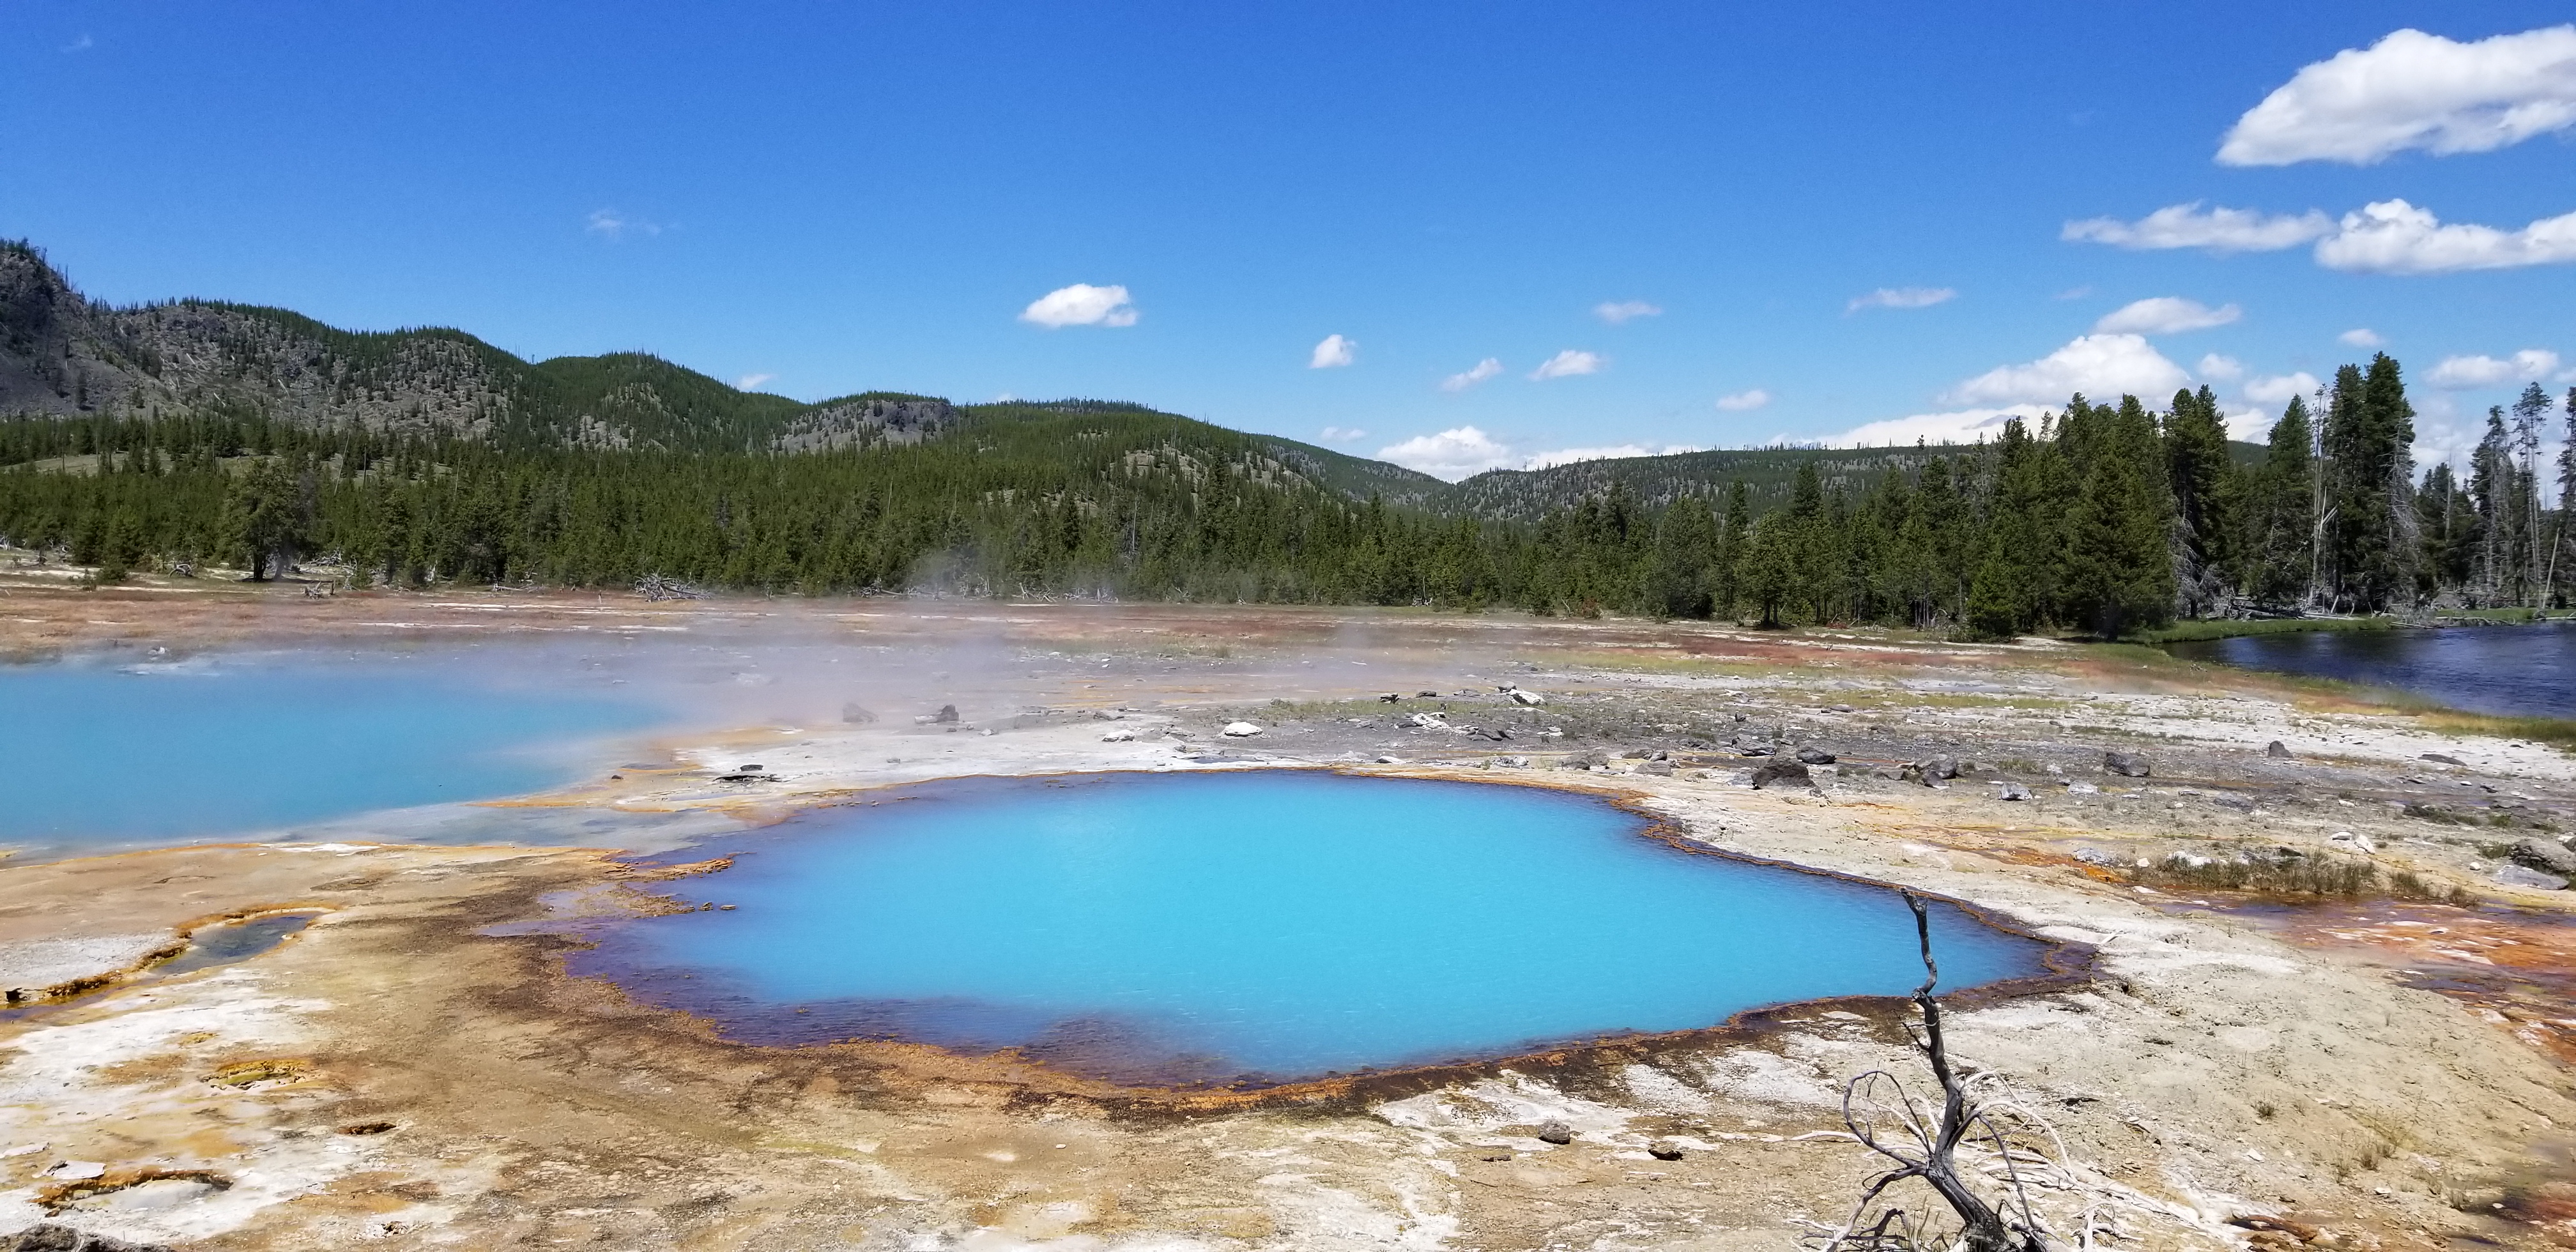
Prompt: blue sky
<box><xmin>6</xmin><ymin>3</ymin><xmax>2573</xmax><ymax>478</ymax></box>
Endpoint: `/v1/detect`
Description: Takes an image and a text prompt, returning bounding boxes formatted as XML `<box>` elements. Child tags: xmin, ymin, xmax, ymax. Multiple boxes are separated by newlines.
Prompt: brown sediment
<box><xmin>38</xmin><ymin>1166</ymin><xmax>234</xmax><ymax>1213</ymax></box>
<box><xmin>19</xmin><ymin>903</ymin><xmax>334</xmax><ymax>1005</ymax></box>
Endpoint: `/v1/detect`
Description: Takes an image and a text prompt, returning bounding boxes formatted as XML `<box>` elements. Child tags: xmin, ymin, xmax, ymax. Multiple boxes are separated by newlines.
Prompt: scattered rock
<box><xmin>1374</xmin><ymin>755</ymin><xmax>1400</xmax><ymax>765</ymax></box>
<box><xmin>2072</xmin><ymin>846</ymin><xmax>2121</xmax><ymax>866</ymax></box>
<box><xmin>2327</xmin><ymin>830</ymin><xmax>2377</xmax><ymax>854</ymax></box>
<box><xmin>2265</xmin><ymin>740</ymin><xmax>2292</xmax><ymax>758</ymax></box>
<box><xmin>1750</xmin><ymin>760</ymin><xmax>1812</xmax><ymax>789</ymax></box>
<box><xmin>1379</xmin><ymin>692</ymin><xmax>1402</xmax><ymax>703</ymax></box>
<box><xmin>1535</xmin><ymin>1121</ymin><xmax>1575</xmax><ymax>1145</ymax></box>
<box><xmin>2420</xmin><ymin>752</ymin><xmax>2465</xmax><ymax>766</ymax></box>
<box><xmin>1997</xmin><ymin>782</ymin><xmax>2033</xmax><ymax>801</ymax></box>
<box><xmin>1495</xmin><ymin>755</ymin><xmax>1529</xmax><ymax>768</ymax></box>
<box><xmin>1508</xmin><ymin>689</ymin><xmax>1547</xmax><ymax>706</ymax></box>
<box><xmin>1827</xmin><ymin>703</ymin><xmax>1854</xmax><ymax>713</ymax></box>
<box><xmin>1914</xmin><ymin>756</ymin><xmax>1960</xmax><ymax>782</ymax></box>
<box><xmin>1100</xmin><ymin>729</ymin><xmax>1137</xmax><ymax>742</ymax></box>
<box><xmin>2103</xmin><ymin>751</ymin><xmax>2151</xmax><ymax>778</ymax></box>
<box><xmin>1405</xmin><ymin>712</ymin><xmax>1450</xmax><ymax>730</ymax></box>
<box><xmin>2494</xmin><ymin>864</ymin><xmax>2570</xmax><ymax>890</ymax></box>
<box><xmin>1561</xmin><ymin>749</ymin><xmax>1611</xmax><ymax>770</ymax></box>
<box><xmin>1647</xmin><ymin>1140</ymin><xmax>1685</xmax><ymax>1161</ymax></box>
<box><xmin>0</xmin><ymin>1226</ymin><xmax>176</xmax><ymax>1252</ymax></box>
<box><xmin>2066</xmin><ymin>781</ymin><xmax>2099</xmax><ymax>794</ymax></box>
<box><xmin>841</xmin><ymin>703</ymin><xmax>877</xmax><ymax>724</ymax></box>
<box><xmin>2509</xmin><ymin>836</ymin><xmax>2576</xmax><ymax>875</ymax></box>
<box><xmin>932</xmin><ymin>704</ymin><xmax>960</xmax><ymax>724</ymax></box>
<box><xmin>1416</xmin><ymin>690</ymin><xmax>1440</xmax><ymax>698</ymax></box>
<box><xmin>1795</xmin><ymin>746</ymin><xmax>1837</xmax><ymax>765</ymax></box>
<box><xmin>1637</xmin><ymin>760</ymin><xmax>1675</xmax><ymax>777</ymax></box>
<box><xmin>1220</xmin><ymin>722</ymin><xmax>1263</xmax><ymax>738</ymax></box>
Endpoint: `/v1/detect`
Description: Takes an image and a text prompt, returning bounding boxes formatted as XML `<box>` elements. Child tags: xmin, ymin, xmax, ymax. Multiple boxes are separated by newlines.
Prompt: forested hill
<box><xmin>1436</xmin><ymin>439</ymin><xmax>2271</xmax><ymax>521</ymax></box>
<box><xmin>0</xmin><ymin>241</ymin><xmax>1440</xmax><ymax>504</ymax></box>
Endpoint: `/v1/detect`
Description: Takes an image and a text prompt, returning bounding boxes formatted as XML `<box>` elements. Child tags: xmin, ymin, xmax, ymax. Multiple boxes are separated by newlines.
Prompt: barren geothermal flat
<box><xmin>3</xmin><ymin>579</ymin><xmax>2573</xmax><ymax>1251</ymax></box>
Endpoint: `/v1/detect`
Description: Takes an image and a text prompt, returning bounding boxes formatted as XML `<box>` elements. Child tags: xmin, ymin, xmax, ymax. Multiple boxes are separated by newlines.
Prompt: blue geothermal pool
<box><xmin>577</xmin><ymin>771</ymin><xmax>2049</xmax><ymax>1085</ymax></box>
<box><xmin>0</xmin><ymin>650</ymin><xmax>671</xmax><ymax>851</ymax></box>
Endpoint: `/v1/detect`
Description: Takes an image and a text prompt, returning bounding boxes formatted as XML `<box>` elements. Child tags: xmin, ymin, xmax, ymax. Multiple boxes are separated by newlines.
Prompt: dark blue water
<box><xmin>2168</xmin><ymin>623</ymin><xmax>2576</xmax><ymax>719</ymax></box>
<box><xmin>0</xmin><ymin>652</ymin><xmax>671</xmax><ymax>850</ymax></box>
<box><xmin>576</xmin><ymin>771</ymin><xmax>2046</xmax><ymax>1085</ymax></box>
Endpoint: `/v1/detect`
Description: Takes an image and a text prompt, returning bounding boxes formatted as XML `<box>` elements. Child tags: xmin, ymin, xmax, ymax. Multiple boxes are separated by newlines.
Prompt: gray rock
<box><xmin>1535</xmin><ymin>1120</ymin><xmax>1575</xmax><ymax>1145</ymax></box>
<box><xmin>2103</xmin><ymin>751</ymin><xmax>2151</xmax><ymax>778</ymax></box>
<box><xmin>2509</xmin><ymin>837</ymin><xmax>2576</xmax><ymax>875</ymax></box>
<box><xmin>1918</xmin><ymin>755</ymin><xmax>1960</xmax><ymax>781</ymax></box>
<box><xmin>931</xmin><ymin>703</ymin><xmax>960</xmax><ymax>724</ymax></box>
<box><xmin>1997</xmin><ymin>782</ymin><xmax>2034</xmax><ymax>801</ymax></box>
<box><xmin>1795</xmin><ymin>746</ymin><xmax>1837</xmax><ymax>765</ymax></box>
<box><xmin>1750</xmin><ymin>760</ymin><xmax>1812</xmax><ymax>789</ymax></box>
<box><xmin>1561</xmin><ymin>749</ymin><xmax>1611</xmax><ymax>770</ymax></box>
<box><xmin>841</xmin><ymin>703</ymin><xmax>877</xmax><ymax>724</ymax></box>
<box><xmin>0</xmin><ymin>1226</ymin><xmax>176</xmax><ymax>1252</ymax></box>
<box><xmin>2420</xmin><ymin>752</ymin><xmax>2465</xmax><ymax>767</ymax></box>
<box><xmin>2072</xmin><ymin>846</ymin><xmax>2120</xmax><ymax>866</ymax></box>
<box><xmin>1637</xmin><ymin>760</ymin><xmax>1676</xmax><ymax>777</ymax></box>
<box><xmin>2493</xmin><ymin>864</ymin><xmax>2570</xmax><ymax>890</ymax></box>
<box><xmin>1647</xmin><ymin>1139</ymin><xmax>1685</xmax><ymax>1161</ymax></box>
<box><xmin>2264</xmin><ymin>740</ymin><xmax>2292</xmax><ymax>758</ymax></box>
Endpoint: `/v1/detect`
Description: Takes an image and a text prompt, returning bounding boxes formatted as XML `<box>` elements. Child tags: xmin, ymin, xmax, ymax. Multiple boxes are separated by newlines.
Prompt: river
<box><xmin>2167</xmin><ymin>621</ymin><xmax>2576</xmax><ymax>720</ymax></box>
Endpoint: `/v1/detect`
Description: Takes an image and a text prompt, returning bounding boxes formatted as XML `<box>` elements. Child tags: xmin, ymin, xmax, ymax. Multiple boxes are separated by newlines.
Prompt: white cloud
<box><xmin>2061</xmin><ymin>202</ymin><xmax>2333</xmax><ymax>252</ymax></box>
<box><xmin>1825</xmin><ymin>406</ymin><xmax>2046</xmax><ymax>448</ymax></box>
<box><xmin>2244</xmin><ymin>372</ymin><xmax>2321</xmax><ymax>405</ymax></box>
<box><xmin>2094</xmin><ymin>296</ymin><xmax>2242</xmax><ymax>335</ymax></box>
<box><xmin>1318</xmin><ymin>425</ymin><xmax>1367</xmax><ymax>443</ymax></box>
<box><xmin>735</xmin><ymin>372</ymin><xmax>776</xmax><ymax>392</ymax></box>
<box><xmin>1439</xmin><ymin>358</ymin><xmax>1504</xmax><ymax>392</ymax></box>
<box><xmin>2197</xmin><ymin>354</ymin><xmax>2245</xmax><ymax>381</ymax></box>
<box><xmin>63</xmin><ymin>33</ymin><xmax>93</xmax><ymax>52</ymax></box>
<box><xmin>1945</xmin><ymin>334</ymin><xmax>2191</xmax><ymax>407</ymax></box>
<box><xmin>1519</xmin><ymin>444</ymin><xmax>1705</xmax><ymax>470</ymax></box>
<box><xmin>2313</xmin><ymin>198</ymin><xmax>2576</xmax><ymax>274</ymax></box>
<box><xmin>1714</xmin><ymin>388</ymin><xmax>1772</xmax><ymax>411</ymax></box>
<box><xmin>2221</xmin><ymin>408</ymin><xmax>2276</xmax><ymax>442</ymax></box>
<box><xmin>2055</xmin><ymin>285</ymin><xmax>2094</xmax><ymax>301</ymax></box>
<box><xmin>2218</xmin><ymin>26</ymin><xmax>2576</xmax><ymax>167</ymax></box>
<box><xmin>1846</xmin><ymin>286</ymin><xmax>1956</xmax><ymax>313</ymax></box>
<box><xmin>1308</xmin><ymin>333</ymin><xmax>1356</xmax><ymax>369</ymax></box>
<box><xmin>1019</xmin><ymin>283</ymin><xmax>1138</xmax><ymax>328</ymax></box>
<box><xmin>2427</xmin><ymin>349</ymin><xmax>2563</xmax><ymax>388</ymax></box>
<box><xmin>2340</xmin><ymin>328</ymin><xmax>2386</xmax><ymax>348</ymax></box>
<box><xmin>1529</xmin><ymin>349</ymin><xmax>1604</xmax><ymax>380</ymax></box>
<box><xmin>585</xmin><ymin>208</ymin><xmax>662</xmax><ymax>240</ymax></box>
<box><xmin>1379</xmin><ymin>426</ymin><xmax>1515</xmax><ymax>479</ymax></box>
<box><xmin>1593</xmin><ymin>300</ymin><xmax>1663</xmax><ymax>324</ymax></box>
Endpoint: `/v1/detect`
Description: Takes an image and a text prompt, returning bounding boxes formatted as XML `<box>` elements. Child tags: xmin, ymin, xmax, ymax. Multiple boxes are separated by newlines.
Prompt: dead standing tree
<box><xmin>1823</xmin><ymin>892</ymin><xmax>2048</xmax><ymax>1252</ymax></box>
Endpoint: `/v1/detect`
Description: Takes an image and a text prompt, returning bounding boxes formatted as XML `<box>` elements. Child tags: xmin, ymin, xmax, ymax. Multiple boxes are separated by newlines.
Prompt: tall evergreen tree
<box><xmin>2058</xmin><ymin>397</ymin><xmax>2177</xmax><ymax>636</ymax></box>
<box><xmin>2163</xmin><ymin>385</ymin><xmax>2235</xmax><ymax>617</ymax></box>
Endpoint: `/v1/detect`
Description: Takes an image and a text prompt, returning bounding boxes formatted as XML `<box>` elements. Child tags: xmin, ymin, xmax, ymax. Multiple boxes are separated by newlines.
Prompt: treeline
<box><xmin>4</xmin><ymin>354</ymin><xmax>2572</xmax><ymax>635</ymax></box>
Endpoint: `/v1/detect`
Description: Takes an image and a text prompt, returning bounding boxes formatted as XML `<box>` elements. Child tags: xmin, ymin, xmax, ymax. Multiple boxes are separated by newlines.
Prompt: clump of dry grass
<box><xmin>2131</xmin><ymin>853</ymin><xmax>2469</xmax><ymax>905</ymax></box>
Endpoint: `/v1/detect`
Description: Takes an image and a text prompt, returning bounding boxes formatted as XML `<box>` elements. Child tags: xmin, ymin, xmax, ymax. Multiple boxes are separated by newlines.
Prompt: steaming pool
<box><xmin>579</xmin><ymin>771</ymin><xmax>2049</xmax><ymax>1085</ymax></box>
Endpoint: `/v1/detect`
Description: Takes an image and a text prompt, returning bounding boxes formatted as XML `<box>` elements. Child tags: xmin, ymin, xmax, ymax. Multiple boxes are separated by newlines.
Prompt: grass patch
<box><xmin>2136</xmin><ymin>616</ymin><xmax>2395</xmax><ymax>645</ymax></box>
<box><xmin>2131</xmin><ymin>852</ymin><xmax>2469</xmax><ymax>905</ymax></box>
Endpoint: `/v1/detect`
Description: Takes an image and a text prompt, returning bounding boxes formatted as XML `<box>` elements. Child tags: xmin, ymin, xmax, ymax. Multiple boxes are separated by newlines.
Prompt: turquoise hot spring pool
<box><xmin>576</xmin><ymin>770</ymin><xmax>2051</xmax><ymax>1085</ymax></box>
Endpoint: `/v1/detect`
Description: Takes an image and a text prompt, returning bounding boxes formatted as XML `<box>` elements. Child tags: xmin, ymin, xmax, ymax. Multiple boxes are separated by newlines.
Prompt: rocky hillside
<box><xmin>0</xmin><ymin>241</ymin><xmax>1443</xmax><ymax>501</ymax></box>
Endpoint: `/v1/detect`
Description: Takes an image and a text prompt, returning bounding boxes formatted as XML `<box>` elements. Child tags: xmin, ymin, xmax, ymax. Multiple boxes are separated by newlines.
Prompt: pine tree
<box><xmin>2163</xmin><ymin>385</ymin><xmax>2235</xmax><ymax>616</ymax></box>
<box><xmin>2251</xmin><ymin>397</ymin><xmax>2317</xmax><ymax>605</ymax></box>
<box><xmin>2059</xmin><ymin>397</ymin><xmax>2177</xmax><ymax>637</ymax></box>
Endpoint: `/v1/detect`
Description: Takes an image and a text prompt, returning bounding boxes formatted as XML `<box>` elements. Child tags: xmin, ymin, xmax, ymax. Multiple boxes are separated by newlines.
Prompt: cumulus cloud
<box><xmin>2062</xmin><ymin>202</ymin><xmax>2333</xmax><ymax>253</ymax></box>
<box><xmin>2340</xmin><ymin>328</ymin><xmax>2386</xmax><ymax>348</ymax></box>
<box><xmin>1317</xmin><ymin>426</ymin><xmax>1367</xmax><ymax>443</ymax></box>
<box><xmin>1520</xmin><ymin>444</ymin><xmax>1705</xmax><ymax>470</ymax></box>
<box><xmin>2427</xmin><ymin>349</ymin><xmax>2563</xmax><ymax>388</ymax></box>
<box><xmin>1846</xmin><ymin>286</ymin><xmax>1957</xmax><ymax>313</ymax></box>
<box><xmin>1019</xmin><ymin>283</ymin><xmax>1138</xmax><ymax>328</ymax></box>
<box><xmin>2313</xmin><ymin>198</ymin><xmax>2576</xmax><ymax>274</ymax></box>
<box><xmin>2244</xmin><ymin>372</ymin><xmax>2322</xmax><ymax>405</ymax></box>
<box><xmin>1529</xmin><ymin>349</ymin><xmax>1604</xmax><ymax>380</ymax></box>
<box><xmin>735</xmin><ymin>372</ymin><xmax>776</xmax><ymax>392</ymax></box>
<box><xmin>585</xmin><ymin>208</ymin><xmax>662</xmax><ymax>240</ymax></box>
<box><xmin>2218</xmin><ymin>26</ymin><xmax>2576</xmax><ymax>167</ymax></box>
<box><xmin>1945</xmin><ymin>334</ymin><xmax>2191</xmax><ymax>407</ymax></box>
<box><xmin>1379</xmin><ymin>426</ymin><xmax>1515</xmax><ymax>479</ymax></box>
<box><xmin>1439</xmin><ymin>358</ymin><xmax>1504</xmax><ymax>392</ymax></box>
<box><xmin>2094</xmin><ymin>296</ymin><xmax>2242</xmax><ymax>335</ymax></box>
<box><xmin>1714</xmin><ymin>389</ymin><xmax>1772</xmax><ymax>411</ymax></box>
<box><xmin>2198</xmin><ymin>354</ymin><xmax>2245</xmax><ymax>381</ymax></box>
<box><xmin>1308</xmin><ymin>333</ymin><xmax>1356</xmax><ymax>369</ymax></box>
<box><xmin>1824</xmin><ymin>406</ymin><xmax>2047</xmax><ymax>448</ymax></box>
<box><xmin>1593</xmin><ymin>300</ymin><xmax>1663</xmax><ymax>324</ymax></box>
